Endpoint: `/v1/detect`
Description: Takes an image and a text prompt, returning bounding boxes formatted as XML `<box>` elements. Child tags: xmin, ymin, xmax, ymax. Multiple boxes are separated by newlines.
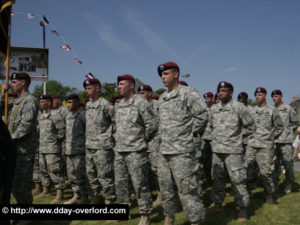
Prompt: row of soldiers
<box><xmin>0</xmin><ymin>61</ymin><xmax>299</xmax><ymax>225</ymax></box>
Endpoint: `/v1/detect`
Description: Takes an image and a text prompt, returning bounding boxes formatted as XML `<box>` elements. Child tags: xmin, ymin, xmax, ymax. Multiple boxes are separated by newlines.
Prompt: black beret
<box><xmin>66</xmin><ymin>93</ymin><xmax>79</xmax><ymax>101</ymax></box>
<box><xmin>40</xmin><ymin>94</ymin><xmax>53</xmax><ymax>100</ymax></box>
<box><xmin>238</xmin><ymin>92</ymin><xmax>248</xmax><ymax>100</ymax></box>
<box><xmin>271</xmin><ymin>89</ymin><xmax>282</xmax><ymax>96</ymax></box>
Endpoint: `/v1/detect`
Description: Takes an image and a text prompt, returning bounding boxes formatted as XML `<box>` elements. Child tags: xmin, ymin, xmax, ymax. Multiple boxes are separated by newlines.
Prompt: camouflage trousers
<box><xmin>200</xmin><ymin>140</ymin><xmax>212</xmax><ymax>181</ymax></box>
<box><xmin>274</xmin><ymin>143</ymin><xmax>295</xmax><ymax>185</ymax></box>
<box><xmin>86</xmin><ymin>148</ymin><xmax>115</xmax><ymax>200</ymax></box>
<box><xmin>211</xmin><ymin>153</ymin><xmax>249</xmax><ymax>208</ymax></box>
<box><xmin>148</xmin><ymin>151</ymin><xmax>159</xmax><ymax>191</ymax></box>
<box><xmin>66</xmin><ymin>154</ymin><xmax>90</xmax><ymax>195</ymax></box>
<box><xmin>158</xmin><ymin>152</ymin><xmax>205</xmax><ymax>222</ymax></box>
<box><xmin>12</xmin><ymin>152</ymin><xmax>35</xmax><ymax>204</ymax></box>
<box><xmin>59</xmin><ymin>140</ymin><xmax>67</xmax><ymax>178</ymax></box>
<box><xmin>244</xmin><ymin>146</ymin><xmax>275</xmax><ymax>194</ymax></box>
<box><xmin>114</xmin><ymin>150</ymin><xmax>152</xmax><ymax>215</ymax></box>
<box><xmin>32</xmin><ymin>149</ymin><xmax>40</xmax><ymax>183</ymax></box>
<box><xmin>39</xmin><ymin>153</ymin><xmax>65</xmax><ymax>190</ymax></box>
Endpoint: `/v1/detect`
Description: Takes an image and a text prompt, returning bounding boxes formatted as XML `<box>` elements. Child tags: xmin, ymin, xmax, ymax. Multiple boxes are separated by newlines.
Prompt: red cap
<box><xmin>138</xmin><ymin>85</ymin><xmax>153</xmax><ymax>92</ymax></box>
<box><xmin>157</xmin><ymin>61</ymin><xmax>180</xmax><ymax>77</ymax></box>
<box><xmin>271</xmin><ymin>89</ymin><xmax>282</xmax><ymax>96</ymax></box>
<box><xmin>254</xmin><ymin>87</ymin><xmax>267</xmax><ymax>96</ymax></box>
<box><xmin>40</xmin><ymin>94</ymin><xmax>53</xmax><ymax>101</ymax></box>
<box><xmin>203</xmin><ymin>92</ymin><xmax>214</xmax><ymax>98</ymax></box>
<box><xmin>117</xmin><ymin>74</ymin><xmax>135</xmax><ymax>84</ymax></box>
<box><xmin>66</xmin><ymin>93</ymin><xmax>79</xmax><ymax>101</ymax></box>
<box><xmin>83</xmin><ymin>78</ymin><xmax>101</xmax><ymax>88</ymax></box>
<box><xmin>238</xmin><ymin>92</ymin><xmax>248</xmax><ymax>100</ymax></box>
<box><xmin>153</xmin><ymin>95</ymin><xmax>160</xmax><ymax>100</ymax></box>
<box><xmin>53</xmin><ymin>95</ymin><xmax>62</xmax><ymax>99</ymax></box>
<box><xmin>217</xmin><ymin>81</ymin><xmax>234</xmax><ymax>92</ymax></box>
<box><xmin>10</xmin><ymin>72</ymin><xmax>31</xmax><ymax>85</ymax></box>
<box><xmin>179</xmin><ymin>81</ymin><xmax>188</xmax><ymax>86</ymax></box>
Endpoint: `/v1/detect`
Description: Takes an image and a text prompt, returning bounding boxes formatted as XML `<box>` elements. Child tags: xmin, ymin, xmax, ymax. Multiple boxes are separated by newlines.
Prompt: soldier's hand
<box><xmin>1</xmin><ymin>83</ymin><xmax>10</xmax><ymax>92</ymax></box>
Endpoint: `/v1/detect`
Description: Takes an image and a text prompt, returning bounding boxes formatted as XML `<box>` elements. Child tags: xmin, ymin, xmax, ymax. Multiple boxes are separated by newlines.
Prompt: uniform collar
<box><xmin>14</xmin><ymin>92</ymin><xmax>29</xmax><ymax>105</ymax></box>
<box><xmin>162</xmin><ymin>84</ymin><xmax>181</xmax><ymax>101</ymax></box>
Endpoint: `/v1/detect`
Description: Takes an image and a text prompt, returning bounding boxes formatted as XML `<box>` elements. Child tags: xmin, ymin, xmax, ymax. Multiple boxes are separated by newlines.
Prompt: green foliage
<box><xmin>155</xmin><ymin>88</ymin><xmax>166</xmax><ymax>95</ymax></box>
<box><xmin>248</xmin><ymin>99</ymin><xmax>257</xmax><ymax>106</ymax></box>
<box><xmin>102</xmin><ymin>82</ymin><xmax>118</xmax><ymax>100</ymax></box>
<box><xmin>32</xmin><ymin>80</ymin><xmax>78</xmax><ymax>100</ymax></box>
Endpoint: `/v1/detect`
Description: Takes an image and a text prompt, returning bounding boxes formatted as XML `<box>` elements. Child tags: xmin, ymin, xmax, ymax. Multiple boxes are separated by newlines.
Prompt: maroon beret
<box><xmin>40</xmin><ymin>94</ymin><xmax>53</xmax><ymax>100</ymax></box>
<box><xmin>8</xmin><ymin>92</ymin><xmax>18</xmax><ymax>98</ymax></box>
<box><xmin>203</xmin><ymin>92</ymin><xmax>214</xmax><ymax>98</ymax></box>
<box><xmin>238</xmin><ymin>92</ymin><xmax>248</xmax><ymax>100</ymax></box>
<box><xmin>83</xmin><ymin>78</ymin><xmax>101</xmax><ymax>88</ymax></box>
<box><xmin>10</xmin><ymin>72</ymin><xmax>31</xmax><ymax>84</ymax></box>
<box><xmin>117</xmin><ymin>74</ymin><xmax>135</xmax><ymax>84</ymax></box>
<box><xmin>157</xmin><ymin>61</ymin><xmax>180</xmax><ymax>77</ymax></box>
<box><xmin>138</xmin><ymin>85</ymin><xmax>153</xmax><ymax>92</ymax></box>
<box><xmin>271</xmin><ymin>89</ymin><xmax>282</xmax><ymax>96</ymax></box>
<box><xmin>66</xmin><ymin>93</ymin><xmax>79</xmax><ymax>101</ymax></box>
<box><xmin>53</xmin><ymin>95</ymin><xmax>62</xmax><ymax>99</ymax></box>
<box><xmin>153</xmin><ymin>95</ymin><xmax>160</xmax><ymax>100</ymax></box>
<box><xmin>217</xmin><ymin>81</ymin><xmax>234</xmax><ymax>92</ymax></box>
<box><xmin>179</xmin><ymin>81</ymin><xmax>188</xmax><ymax>86</ymax></box>
<box><xmin>254</xmin><ymin>87</ymin><xmax>267</xmax><ymax>96</ymax></box>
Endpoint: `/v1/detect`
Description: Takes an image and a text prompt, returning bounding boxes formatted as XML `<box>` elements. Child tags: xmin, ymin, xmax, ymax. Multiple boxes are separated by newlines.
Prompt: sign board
<box><xmin>0</xmin><ymin>46</ymin><xmax>49</xmax><ymax>81</ymax></box>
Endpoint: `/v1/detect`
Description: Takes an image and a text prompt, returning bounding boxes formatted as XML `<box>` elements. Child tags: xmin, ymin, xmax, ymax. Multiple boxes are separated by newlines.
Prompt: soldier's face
<box><xmin>53</xmin><ymin>98</ymin><xmax>61</xmax><ymax>109</ymax></box>
<box><xmin>255</xmin><ymin>93</ymin><xmax>266</xmax><ymax>104</ymax></box>
<box><xmin>204</xmin><ymin>97</ymin><xmax>213</xmax><ymax>106</ymax></box>
<box><xmin>139</xmin><ymin>91</ymin><xmax>152</xmax><ymax>101</ymax></box>
<box><xmin>11</xmin><ymin>79</ymin><xmax>25</xmax><ymax>93</ymax></box>
<box><xmin>161</xmin><ymin>69</ymin><xmax>178</xmax><ymax>87</ymax></box>
<box><xmin>118</xmin><ymin>80</ymin><xmax>133</xmax><ymax>96</ymax></box>
<box><xmin>67</xmin><ymin>100</ymin><xmax>79</xmax><ymax>111</ymax></box>
<box><xmin>85</xmin><ymin>85</ymin><xmax>99</xmax><ymax>98</ymax></box>
<box><xmin>40</xmin><ymin>99</ymin><xmax>52</xmax><ymax>110</ymax></box>
<box><xmin>272</xmin><ymin>94</ymin><xmax>282</xmax><ymax>105</ymax></box>
<box><xmin>218</xmin><ymin>88</ymin><xmax>232</xmax><ymax>103</ymax></box>
<box><xmin>238</xmin><ymin>97</ymin><xmax>247</xmax><ymax>105</ymax></box>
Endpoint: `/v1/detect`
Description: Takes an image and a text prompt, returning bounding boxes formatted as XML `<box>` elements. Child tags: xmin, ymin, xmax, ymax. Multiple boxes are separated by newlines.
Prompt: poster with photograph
<box><xmin>0</xmin><ymin>46</ymin><xmax>49</xmax><ymax>81</ymax></box>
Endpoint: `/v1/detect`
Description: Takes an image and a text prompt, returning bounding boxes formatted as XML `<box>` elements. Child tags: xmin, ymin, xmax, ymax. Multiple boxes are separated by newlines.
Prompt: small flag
<box><xmin>182</xmin><ymin>73</ymin><xmax>190</xmax><ymax>78</ymax></box>
<box><xmin>60</xmin><ymin>44</ymin><xmax>72</xmax><ymax>51</ymax></box>
<box><xmin>85</xmin><ymin>72</ymin><xmax>94</xmax><ymax>79</ymax></box>
<box><xmin>26</xmin><ymin>13</ymin><xmax>34</xmax><ymax>19</ymax></box>
<box><xmin>40</xmin><ymin>15</ymin><xmax>49</xmax><ymax>26</ymax></box>
<box><xmin>74</xmin><ymin>58</ymin><xmax>82</xmax><ymax>64</ymax></box>
<box><xmin>10</xmin><ymin>11</ymin><xmax>14</xmax><ymax>16</ymax></box>
<box><xmin>51</xmin><ymin>30</ymin><xmax>60</xmax><ymax>36</ymax></box>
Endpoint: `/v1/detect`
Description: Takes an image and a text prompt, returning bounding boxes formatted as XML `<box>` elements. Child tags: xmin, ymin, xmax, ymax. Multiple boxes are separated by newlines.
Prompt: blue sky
<box><xmin>10</xmin><ymin>0</ymin><xmax>300</xmax><ymax>103</ymax></box>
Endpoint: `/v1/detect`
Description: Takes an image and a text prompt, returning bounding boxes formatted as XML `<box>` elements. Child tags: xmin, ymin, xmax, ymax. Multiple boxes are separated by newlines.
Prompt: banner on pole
<box><xmin>0</xmin><ymin>46</ymin><xmax>49</xmax><ymax>81</ymax></box>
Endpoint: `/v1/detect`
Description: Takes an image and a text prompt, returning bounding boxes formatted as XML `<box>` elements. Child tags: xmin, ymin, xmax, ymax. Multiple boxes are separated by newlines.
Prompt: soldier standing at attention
<box><xmin>271</xmin><ymin>89</ymin><xmax>299</xmax><ymax>193</ymax></box>
<box><xmin>64</xmin><ymin>94</ymin><xmax>90</xmax><ymax>204</ymax></box>
<box><xmin>201</xmin><ymin>91</ymin><xmax>214</xmax><ymax>185</ymax></box>
<box><xmin>138</xmin><ymin>84</ymin><xmax>161</xmax><ymax>207</ymax></box>
<box><xmin>114</xmin><ymin>74</ymin><xmax>158</xmax><ymax>225</ymax></box>
<box><xmin>157</xmin><ymin>62</ymin><xmax>208</xmax><ymax>225</ymax></box>
<box><xmin>1</xmin><ymin>72</ymin><xmax>39</xmax><ymax>204</ymax></box>
<box><xmin>245</xmin><ymin>87</ymin><xmax>283</xmax><ymax>203</ymax></box>
<box><xmin>37</xmin><ymin>94</ymin><xmax>66</xmax><ymax>204</ymax></box>
<box><xmin>84</xmin><ymin>76</ymin><xmax>115</xmax><ymax>204</ymax></box>
<box><xmin>209</xmin><ymin>81</ymin><xmax>255</xmax><ymax>223</ymax></box>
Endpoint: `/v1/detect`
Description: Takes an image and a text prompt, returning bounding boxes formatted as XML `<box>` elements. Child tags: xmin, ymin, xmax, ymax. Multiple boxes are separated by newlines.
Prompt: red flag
<box><xmin>74</xmin><ymin>58</ymin><xmax>82</xmax><ymax>64</ymax></box>
<box><xmin>51</xmin><ymin>30</ymin><xmax>60</xmax><ymax>36</ymax></box>
<box><xmin>40</xmin><ymin>15</ymin><xmax>49</xmax><ymax>26</ymax></box>
<box><xmin>26</xmin><ymin>13</ymin><xmax>34</xmax><ymax>19</ymax></box>
<box><xmin>60</xmin><ymin>44</ymin><xmax>72</xmax><ymax>51</ymax></box>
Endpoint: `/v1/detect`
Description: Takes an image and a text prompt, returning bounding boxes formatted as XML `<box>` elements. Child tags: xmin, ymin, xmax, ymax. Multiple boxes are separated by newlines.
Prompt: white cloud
<box><xmin>225</xmin><ymin>66</ymin><xmax>238</xmax><ymax>72</ymax></box>
<box><xmin>83</xmin><ymin>12</ymin><xmax>134</xmax><ymax>55</ymax></box>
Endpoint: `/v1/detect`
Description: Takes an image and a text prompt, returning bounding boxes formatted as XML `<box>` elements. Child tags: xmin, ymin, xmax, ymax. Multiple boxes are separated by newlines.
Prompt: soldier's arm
<box><xmin>52</xmin><ymin>111</ymin><xmax>66</xmax><ymax>140</ymax></box>
<box><xmin>289</xmin><ymin>107</ymin><xmax>300</xmax><ymax>132</ymax></box>
<box><xmin>187</xmin><ymin>91</ymin><xmax>208</xmax><ymax>136</ymax></box>
<box><xmin>13</xmin><ymin>99</ymin><xmax>38</xmax><ymax>140</ymax></box>
<box><xmin>273</xmin><ymin>108</ymin><xmax>284</xmax><ymax>139</ymax></box>
<box><xmin>139</xmin><ymin>101</ymin><xmax>158</xmax><ymax>141</ymax></box>
<box><xmin>239</xmin><ymin>105</ymin><xmax>256</xmax><ymax>137</ymax></box>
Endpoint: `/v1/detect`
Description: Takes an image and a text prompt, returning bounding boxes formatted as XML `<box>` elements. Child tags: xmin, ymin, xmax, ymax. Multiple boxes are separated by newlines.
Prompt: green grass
<box><xmin>16</xmin><ymin>171</ymin><xmax>300</xmax><ymax>225</ymax></box>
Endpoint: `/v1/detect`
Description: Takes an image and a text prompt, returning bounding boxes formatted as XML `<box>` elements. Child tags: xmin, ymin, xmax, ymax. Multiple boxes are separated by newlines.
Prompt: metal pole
<box><xmin>42</xmin><ymin>24</ymin><xmax>46</xmax><ymax>94</ymax></box>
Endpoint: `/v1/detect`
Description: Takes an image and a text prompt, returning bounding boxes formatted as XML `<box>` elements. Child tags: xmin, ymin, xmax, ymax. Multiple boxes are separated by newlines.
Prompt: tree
<box><xmin>155</xmin><ymin>88</ymin><xmax>166</xmax><ymax>95</ymax></box>
<box><xmin>32</xmin><ymin>80</ymin><xmax>78</xmax><ymax>100</ymax></box>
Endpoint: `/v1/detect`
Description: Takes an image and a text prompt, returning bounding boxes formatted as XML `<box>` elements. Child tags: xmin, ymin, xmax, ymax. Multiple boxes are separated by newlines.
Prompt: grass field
<box><xmin>19</xmin><ymin>171</ymin><xmax>300</xmax><ymax>225</ymax></box>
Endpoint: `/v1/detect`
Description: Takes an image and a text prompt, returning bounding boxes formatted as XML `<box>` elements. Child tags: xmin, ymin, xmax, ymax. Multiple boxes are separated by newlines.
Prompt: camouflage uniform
<box><xmin>85</xmin><ymin>97</ymin><xmax>115</xmax><ymax>200</ymax></box>
<box><xmin>56</xmin><ymin>106</ymin><xmax>69</xmax><ymax>177</ymax></box>
<box><xmin>114</xmin><ymin>94</ymin><xmax>158</xmax><ymax>215</ymax></box>
<box><xmin>65</xmin><ymin>109</ymin><xmax>90</xmax><ymax>195</ymax></box>
<box><xmin>32</xmin><ymin>115</ymin><xmax>41</xmax><ymax>184</ymax></box>
<box><xmin>158</xmin><ymin>85</ymin><xmax>207</xmax><ymax>222</ymax></box>
<box><xmin>210</xmin><ymin>100</ymin><xmax>255</xmax><ymax>208</ymax></box>
<box><xmin>245</xmin><ymin>104</ymin><xmax>284</xmax><ymax>193</ymax></box>
<box><xmin>273</xmin><ymin>103</ymin><xmax>299</xmax><ymax>186</ymax></box>
<box><xmin>3</xmin><ymin>92</ymin><xmax>39</xmax><ymax>204</ymax></box>
<box><xmin>200</xmin><ymin>105</ymin><xmax>213</xmax><ymax>182</ymax></box>
<box><xmin>39</xmin><ymin>109</ymin><xmax>66</xmax><ymax>190</ymax></box>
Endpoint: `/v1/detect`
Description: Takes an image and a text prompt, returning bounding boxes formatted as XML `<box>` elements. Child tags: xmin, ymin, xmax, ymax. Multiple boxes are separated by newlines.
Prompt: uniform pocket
<box><xmin>180</xmin><ymin>173</ymin><xmax>198</xmax><ymax>195</ymax></box>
